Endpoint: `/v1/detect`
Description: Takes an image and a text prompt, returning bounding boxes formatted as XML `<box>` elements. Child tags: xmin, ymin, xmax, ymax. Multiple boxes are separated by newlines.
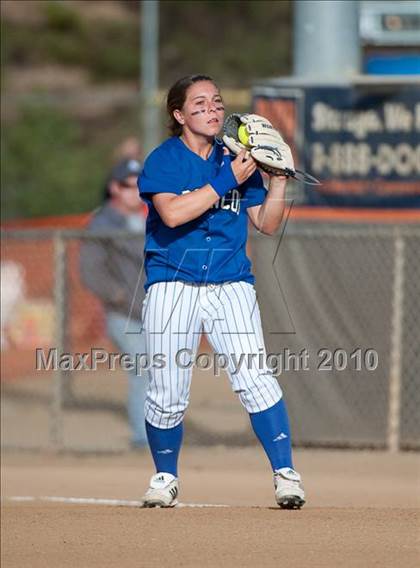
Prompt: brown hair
<box><xmin>166</xmin><ymin>74</ymin><xmax>216</xmax><ymax>136</ymax></box>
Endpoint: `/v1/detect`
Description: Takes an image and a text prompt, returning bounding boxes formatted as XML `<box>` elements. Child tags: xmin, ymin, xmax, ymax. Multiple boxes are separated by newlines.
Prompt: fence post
<box><xmin>51</xmin><ymin>232</ymin><xmax>66</xmax><ymax>449</ymax></box>
<box><xmin>387</xmin><ymin>230</ymin><xmax>405</xmax><ymax>453</ymax></box>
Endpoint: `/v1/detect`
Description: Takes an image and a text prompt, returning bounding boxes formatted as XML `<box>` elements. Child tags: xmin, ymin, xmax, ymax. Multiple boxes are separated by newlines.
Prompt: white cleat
<box><xmin>141</xmin><ymin>472</ymin><xmax>179</xmax><ymax>508</ymax></box>
<box><xmin>274</xmin><ymin>467</ymin><xmax>305</xmax><ymax>509</ymax></box>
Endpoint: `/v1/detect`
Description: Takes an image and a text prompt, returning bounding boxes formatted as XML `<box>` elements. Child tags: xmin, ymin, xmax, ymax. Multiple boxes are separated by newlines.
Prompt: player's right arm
<box><xmin>152</xmin><ymin>187</ymin><xmax>220</xmax><ymax>228</ymax></box>
<box><xmin>140</xmin><ymin>149</ymin><xmax>255</xmax><ymax>228</ymax></box>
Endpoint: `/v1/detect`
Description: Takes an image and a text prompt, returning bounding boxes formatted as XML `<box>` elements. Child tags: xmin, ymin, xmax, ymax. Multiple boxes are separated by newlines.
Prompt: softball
<box><xmin>238</xmin><ymin>123</ymin><xmax>250</xmax><ymax>147</ymax></box>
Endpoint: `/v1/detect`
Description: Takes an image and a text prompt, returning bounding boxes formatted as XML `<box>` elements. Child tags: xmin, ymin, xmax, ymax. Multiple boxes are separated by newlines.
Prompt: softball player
<box><xmin>138</xmin><ymin>74</ymin><xmax>305</xmax><ymax>509</ymax></box>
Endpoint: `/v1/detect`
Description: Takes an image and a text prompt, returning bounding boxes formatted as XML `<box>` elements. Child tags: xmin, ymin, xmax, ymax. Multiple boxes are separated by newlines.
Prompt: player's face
<box><xmin>175</xmin><ymin>81</ymin><xmax>225</xmax><ymax>138</ymax></box>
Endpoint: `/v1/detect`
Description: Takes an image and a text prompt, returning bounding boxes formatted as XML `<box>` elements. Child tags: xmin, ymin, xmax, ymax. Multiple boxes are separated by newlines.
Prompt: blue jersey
<box><xmin>138</xmin><ymin>136</ymin><xmax>267</xmax><ymax>291</ymax></box>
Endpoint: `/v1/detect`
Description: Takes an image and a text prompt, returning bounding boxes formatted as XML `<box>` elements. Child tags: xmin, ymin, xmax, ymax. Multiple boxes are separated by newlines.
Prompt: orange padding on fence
<box><xmin>289</xmin><ymin>207</ymin><xmax>420</xmax><ymax>223</ymax></box>
<box><xmin>2</xmin><ymin>207</ymin><xmax>420</xmax><ymax>230</ymax></box>
<box><xmin>2</xmin><ymin>213</ymin><xmax>92</xmax><ymax>230</ymax></box>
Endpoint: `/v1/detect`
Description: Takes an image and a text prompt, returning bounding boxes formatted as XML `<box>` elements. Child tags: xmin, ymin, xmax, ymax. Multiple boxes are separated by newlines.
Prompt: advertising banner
<box><xmin>254</xmin><ymin>85</ymin><xmax>420</xmax><ymax>207</ymax></box>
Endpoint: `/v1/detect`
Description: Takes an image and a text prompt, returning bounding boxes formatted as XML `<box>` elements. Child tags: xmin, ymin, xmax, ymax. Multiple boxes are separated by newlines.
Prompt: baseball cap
<box><xmin>103</xmin><ymin>159</ymin><xmax>142</xmax><ymax>201</ymax></box>
<box><xmin>110</xmin><ymin>158</ymin><xmax>142</xmax><ymax>182</ymax></box>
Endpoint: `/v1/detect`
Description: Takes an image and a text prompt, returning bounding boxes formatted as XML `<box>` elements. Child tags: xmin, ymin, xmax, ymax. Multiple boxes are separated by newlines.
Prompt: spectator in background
<box><xmin>103</xmin><ymin>136</ymin><xmax>144</xmax><ymax>203</ymax></box>
<box><xmin>80</xmin><ymin>158</ymin><xmax>148</xmax><ymax>449</ymax></box>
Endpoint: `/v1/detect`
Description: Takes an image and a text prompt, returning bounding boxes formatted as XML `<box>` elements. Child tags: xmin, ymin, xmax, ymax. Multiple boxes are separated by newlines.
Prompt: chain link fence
<box><xmin>253</xmin><ymin>223</ymin><xmax>419</xmax><ymax>451</ymax></box>
<box><xmin>1</xmin><ymin>222</ymin><xmax>419</xmax><ymax>452</ymax></box>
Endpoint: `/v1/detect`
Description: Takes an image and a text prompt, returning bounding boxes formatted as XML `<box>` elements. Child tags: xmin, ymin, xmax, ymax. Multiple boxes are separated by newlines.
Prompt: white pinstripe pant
<box><xmin>142</xmin><ymin>281</ymin><xmax>282</xmax><ymax>428</ymax></box>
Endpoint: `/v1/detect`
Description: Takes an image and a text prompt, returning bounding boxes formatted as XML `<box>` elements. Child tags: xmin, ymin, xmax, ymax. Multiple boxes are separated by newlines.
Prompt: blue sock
<box><xmin>249</xmin><ymin>398</ymin><xmax>293</xmax><ymax>471</ymax></box>
<box><xmin>145</xmin><ymin>420</ymin><xmax>183</xmax><ymax>477</ymax></box>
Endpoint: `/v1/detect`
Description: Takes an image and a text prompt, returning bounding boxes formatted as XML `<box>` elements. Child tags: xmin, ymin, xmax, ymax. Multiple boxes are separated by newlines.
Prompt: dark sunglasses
<box><xmin>119</xmin><ymin>180</ymin><xmax>138</xmax><ymax>190</ymax></box>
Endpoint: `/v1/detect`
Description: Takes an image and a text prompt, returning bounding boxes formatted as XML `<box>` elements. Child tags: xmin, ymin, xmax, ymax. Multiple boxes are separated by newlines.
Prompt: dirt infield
<box><xmin>2</xmin><ymin>448</ymin><xmax>419</xmax><ymax>567</ymax></box>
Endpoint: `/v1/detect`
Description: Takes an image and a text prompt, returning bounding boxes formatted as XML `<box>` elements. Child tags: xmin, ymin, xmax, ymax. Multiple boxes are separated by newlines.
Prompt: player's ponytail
<box><xmin>166</xmin><ymin>74</ymin><xmax>215</xmax><ymax>137</ymax></box>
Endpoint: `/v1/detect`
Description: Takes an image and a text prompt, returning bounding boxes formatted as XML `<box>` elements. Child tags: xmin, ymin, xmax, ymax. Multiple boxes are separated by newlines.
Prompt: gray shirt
<box><xmin>79</xmin><ymin>203</ymin><xmax>146</xmax><ymax>320</ymax></box>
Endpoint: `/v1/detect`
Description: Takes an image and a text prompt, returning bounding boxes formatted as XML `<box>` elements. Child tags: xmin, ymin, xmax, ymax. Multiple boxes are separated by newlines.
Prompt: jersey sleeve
<box><xmin>242</xmin><ymin>170</ymin><xmax>267</xmax><ymax>209</ymax></box>
<box><xmin>139</xmin><ymin>146</ymin><xmax>183</xmax><ymax>204</ymax></box>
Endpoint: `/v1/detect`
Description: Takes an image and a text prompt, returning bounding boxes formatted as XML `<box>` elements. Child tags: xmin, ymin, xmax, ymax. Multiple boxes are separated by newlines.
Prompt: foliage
<box><xmin>1</xmin><ymin>0</ymin><xmax>293</xmax><ymax>219</ymax></box>
<box><xmin>2</xmin><ymin>0</ymin><xmax>292</xmax><ymax>85</ymax></box>
<box><xmin>44</xmin><ymin>1</ymin><xmax>84</xmax><ymax>33</ymax></box>
<box><xmin>2</xmin><ymin>1</ymin><xmax>139</xmax><ymax>81</ymax></box>
<box><xmin>1</xmin><ymin>105</ymin><xmax>110</xmax><ymax>220</ymax></box>
<box><xmin>159</xmin><ymin>0</ymin><xmax>292</xmax><ymax>85</ymax></box>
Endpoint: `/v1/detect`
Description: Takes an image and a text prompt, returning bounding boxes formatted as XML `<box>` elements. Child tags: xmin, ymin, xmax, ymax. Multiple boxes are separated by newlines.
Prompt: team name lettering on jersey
<box><xmin>181</xmin><ymin>188</ymin><xmax>241</xmax><ymax>215</ymax></box>
<box><xmin>213</xmin><ymin>188</ymin><xmax>241</xmax><ymax>215</ymax></box>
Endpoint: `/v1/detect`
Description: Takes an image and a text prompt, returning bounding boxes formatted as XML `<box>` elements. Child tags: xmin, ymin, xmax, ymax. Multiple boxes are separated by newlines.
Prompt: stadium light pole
<box><xmin>294</xmin><ymin>0</ymin><xmax>360</xmax><ymax>80</ymax></box>
<box><xmin>141</xmin><ymin>0</ymin><xmax>160</xmax><ymax>157</ymax></box>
